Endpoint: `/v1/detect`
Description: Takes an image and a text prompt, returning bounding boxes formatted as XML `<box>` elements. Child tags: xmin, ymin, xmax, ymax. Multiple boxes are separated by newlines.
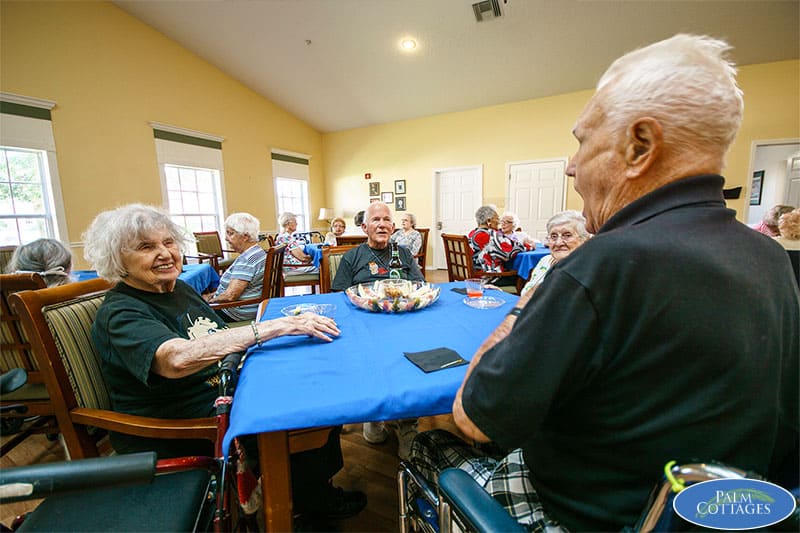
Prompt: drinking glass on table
<box><xmin>465</xmin><ymin>278</ymin><xmax>485</xmax><ymax>298</ymax></box>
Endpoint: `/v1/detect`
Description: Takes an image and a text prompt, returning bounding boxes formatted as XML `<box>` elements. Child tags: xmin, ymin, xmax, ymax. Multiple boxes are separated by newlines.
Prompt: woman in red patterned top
<box><xmin>468</xmin><ymin>205</ymin><xmax>526</xmax><ymax>286</ymax></box>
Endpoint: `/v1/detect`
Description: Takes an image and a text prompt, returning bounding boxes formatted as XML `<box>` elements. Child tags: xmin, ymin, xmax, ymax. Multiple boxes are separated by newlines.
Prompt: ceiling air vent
<box><xmin>472</xmin><ymin>0</ymin><xmax>502</xmax><ymax>22</ymax></box>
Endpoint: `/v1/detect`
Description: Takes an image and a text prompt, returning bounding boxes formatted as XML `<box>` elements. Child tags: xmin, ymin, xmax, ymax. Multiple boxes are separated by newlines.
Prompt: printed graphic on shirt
<box><xmin>186</xmin><ymin>315</ymin><xmax>222</xmax><ymax>340</ymax></box>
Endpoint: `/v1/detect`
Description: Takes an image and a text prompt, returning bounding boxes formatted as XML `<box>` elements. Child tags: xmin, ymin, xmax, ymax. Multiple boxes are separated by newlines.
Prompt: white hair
<box><xmin>83</xmin><ymin>204</ymin><xmax>189</xmax><ymax>283</ymax></box>
<box><xmin>225</xmin><ymin>212</ymin><xmax>260</xmax><ymax>241</ymax></box>
<box><xmin>278</xmin><ymin>212</ymin><xmax>296</xmax><ymax>229</ymax></box>
<box><xmin>597</xmin><ymin>34</ymin><xmax>743</xmax><ymax>158</ymax></box>
<box><xmin>501</xmin><ymin>212</ymin><xmax>520</xmax><ymax>229</ymax></box>
<box><xmin>547</xmin><ymin>210</ymin><xmax>591</xmax><ymax>240</ymax></box>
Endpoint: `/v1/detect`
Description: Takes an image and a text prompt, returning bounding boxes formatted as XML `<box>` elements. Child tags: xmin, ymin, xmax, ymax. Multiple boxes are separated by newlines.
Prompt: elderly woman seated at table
<box><xmin>276</xmin><ymin>211</ymin><xmax>318</xmax><ymax>274</ymax></box>
<box><xmin>390</xmin><ymin>212</ymin><xmax>423</xmax><ymax>255</ymax></box>
<box><xmin>7</xmin><ymin>238</ymin><xmax>73</xmax><ymax>287</ymax></box>
<box><xmin>521</xmin><ymin>210</ymin><xmax>591</xmax><ymax>297</ymax></box>
<box><xmin>324</xmin><ymin>217</ymin><xmax>347</xmax><ymax>245</ymax></box>
<box><xmin>499</xmin><ymin>212</ymin><xmax>538</xmax><ymax>249</ymax></box>
<box><xmin>203</xmin><ymin>212</ymin><xmax>265</xmax><ymax>322</ymax></box>
<box><xmin>83</xmin><ymin>203</ymin><xmax>366</xmax><ymax>521</ymax></box>
<box><xmin>469</xmin><ymin>205</ymin><xmax>526</xmax><ymax>287</ymax></box>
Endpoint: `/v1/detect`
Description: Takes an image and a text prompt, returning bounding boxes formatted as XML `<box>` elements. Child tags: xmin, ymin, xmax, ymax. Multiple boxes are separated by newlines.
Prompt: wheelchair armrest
<box><xmin>0</xmin><ymin>451</ymin><xmax>156</xmax><ymax>503</ymax></box>
<box><xmin>439</xmin><ymin>468</ymin><xmax>525</xmax><ymax>533</ymax></box>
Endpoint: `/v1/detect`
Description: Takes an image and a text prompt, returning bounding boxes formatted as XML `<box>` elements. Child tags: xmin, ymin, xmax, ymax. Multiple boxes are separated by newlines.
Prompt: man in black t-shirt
<box><xmin>332</xmin><ymin>202</ymin><xmax>424</xmax><ymax>291</ymax></box>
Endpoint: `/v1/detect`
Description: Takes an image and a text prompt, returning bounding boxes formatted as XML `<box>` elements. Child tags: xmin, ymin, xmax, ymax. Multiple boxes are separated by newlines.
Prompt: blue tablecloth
<box><xmin>72</xmin><ymin>263</ymin><xmax>220</xmax><ymax>294</ymax></box>
<box><xmin>223</xmin><ymin>282</ymin><xmax>516</xmax><ymax>453</ymax></box>
<box><xmin>303</xmin><ymin>243</ymin><xmax>325</xmax><ymax>268</ymax></box>
<box><xmin>512</xmin><ymin>245</ymin><xmax>551</xmax><ymax>281</ymax></box>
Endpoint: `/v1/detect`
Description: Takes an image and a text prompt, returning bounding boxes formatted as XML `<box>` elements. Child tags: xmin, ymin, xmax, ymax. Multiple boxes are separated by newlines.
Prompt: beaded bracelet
<box><xmin>250</xmin><ymin>321</ymin><xmax>263</xmax><ymax>347</ymax></box>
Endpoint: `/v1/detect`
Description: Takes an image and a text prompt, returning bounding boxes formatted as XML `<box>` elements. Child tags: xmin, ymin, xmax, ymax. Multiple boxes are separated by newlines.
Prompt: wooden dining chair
<box><xmin>335</xmin><ymin>235</ymin><xmax>367</xmax><ymax>246</ymax></box>
<box><xmin>210</xmin><ymin>244</ymin><xmax>286</xmax><ymax>318</ymax></box>
<box><xmin>441</xmin><ymin>233</ymin><xmax>520</xmax><ymax>294</ymax></box>
<box><xmin>0</xmin><ymin>273</ymin><xmax>59</xmax><ymax>455</ymax></box>
<box><xmin>9</xmin><ymin>278</ymin><xmax>220</xmax><ymax>459</ymax></box>
<box><xmin>319</xmin><ymin>245</ymin><xmax>356</xmax><ymax>293</ymax></box>
<box><xmin>414</xmin><ymin>228</ymin><xmax>430</xmax><ymax>271</ymax></box>
<box><xmin>282</xmin><ymin>242</ymin><xmax>321</xmax><ymax>296</ymax></box>
<box><xmin>0</xmin><ymin>245</ymin><xmax>18</xmax><ymax>274</ymax></box>
<box><xmin>192</xmin><ymin>231</ymin><xmax>236</xmax><ymax>275</ymax></box>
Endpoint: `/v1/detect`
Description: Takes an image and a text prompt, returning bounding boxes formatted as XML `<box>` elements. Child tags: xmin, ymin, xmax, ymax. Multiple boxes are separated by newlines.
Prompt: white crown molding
<box><xmin>0</xmin><ymin>92</ymin><xmax>56</xmax><ymax>110</ymax></box>
<box><xmin>271</xmin><ymin>148</ymin><xmax>312</xmax><ymax>161</ymax></box>
<box><xmin>149</xmin><ymin>121</ymin><xmax>224</xmax><ymax>143</ymax></box>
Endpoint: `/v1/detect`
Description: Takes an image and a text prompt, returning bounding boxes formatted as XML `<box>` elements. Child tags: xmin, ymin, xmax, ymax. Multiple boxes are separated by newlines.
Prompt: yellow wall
<box><xmin>1</xmin><ymin>1</ymin><xmax>325</xmax><ymax>267</ymax></box>
<box><xmin>3</xmin><ymin>0</ymin><xmax>798</xmax><ymax>270</ymax></box>
<box><xmin>323</xmin><ymin>60</ymin><xmax>800</xmax><ymax>227</ymax></box>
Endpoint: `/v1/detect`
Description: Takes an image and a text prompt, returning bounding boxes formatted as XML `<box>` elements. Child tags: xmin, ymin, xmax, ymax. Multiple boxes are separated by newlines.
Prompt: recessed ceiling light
<box><xmin>400</xmin><ymin>38</ymin><xmax>417</xmax><ymax>51</ymax></box>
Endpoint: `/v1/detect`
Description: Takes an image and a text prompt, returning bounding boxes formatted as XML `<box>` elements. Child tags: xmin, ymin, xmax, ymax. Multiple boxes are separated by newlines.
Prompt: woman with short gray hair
<box><xmin>499</xmin><ymin>212</ymin><xmax>537</xmax><ymax>249</ymax></box>
<box><xmin>275</xmin><ymin>211</ymin><xmax>316</xmax><ymax>274</ymax></box>
<box><xmin>390</xmin><ymin>212</ymin><xmax>422</xmax><ymax>255</ymax></box>
<box><xmin>520</xmin><ymin>210</ymin><xmax>590</xmax><ymax>297</ymax></box>
<box><xmin>205</xmin><ymin>212</ymin><xmax>266</xmax><ymax>321</ymax></box>
<box><xmin>8</xmin><ymin>238</ymin><xmax>73</xmax><ymax>287</ymax></box>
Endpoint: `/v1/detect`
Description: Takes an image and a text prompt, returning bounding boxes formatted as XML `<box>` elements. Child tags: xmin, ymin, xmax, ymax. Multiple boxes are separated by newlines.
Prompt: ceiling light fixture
<box><xmin>400</xmin><ymin>38</ymin><xmax>417</xmax><ymax>51</ymax></box>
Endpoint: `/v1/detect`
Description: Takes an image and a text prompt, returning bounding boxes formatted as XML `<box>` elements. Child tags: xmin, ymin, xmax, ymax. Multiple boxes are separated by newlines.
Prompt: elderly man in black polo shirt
<box><xmin>411</xmin><ymin>34</ymin><xmax>799</xmax><ymax>531</ymax></box>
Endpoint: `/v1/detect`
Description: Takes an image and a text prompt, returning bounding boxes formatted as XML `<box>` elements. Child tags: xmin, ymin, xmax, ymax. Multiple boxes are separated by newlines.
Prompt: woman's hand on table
<box><xmin>266</xmin><ymin>313</ymin><xmax>340</xmax><ymax>342</ymax></box>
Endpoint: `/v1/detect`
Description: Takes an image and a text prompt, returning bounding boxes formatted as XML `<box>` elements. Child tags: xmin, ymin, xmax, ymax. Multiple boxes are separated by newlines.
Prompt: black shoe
<box><xmin>309</xmin><ymin>487</ymin><xmax>368</xmax><ymax>521</ymax></box>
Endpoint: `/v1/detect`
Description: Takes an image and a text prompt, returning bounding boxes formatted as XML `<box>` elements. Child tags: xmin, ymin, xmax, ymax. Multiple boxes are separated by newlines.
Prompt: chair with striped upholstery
<box><xmin>10</xmin><ymin>278</ymin><xmax>218</xmax><ymax>459</ymax></box>
<box><xmin>319</xmin><ymin>245</ymin><xmax>356</xmax><ymax>293</ymax></box>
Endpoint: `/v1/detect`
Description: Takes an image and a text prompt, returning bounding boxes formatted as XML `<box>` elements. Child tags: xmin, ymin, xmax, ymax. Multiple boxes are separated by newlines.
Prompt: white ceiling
<box><xmin>114</xmin><ymin>0</ymin><xmax>799</xmax><ymax>133</ymax></box>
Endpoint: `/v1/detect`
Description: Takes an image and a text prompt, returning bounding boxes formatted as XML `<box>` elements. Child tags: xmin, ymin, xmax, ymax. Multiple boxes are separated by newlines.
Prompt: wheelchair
<box><xmin>398</xmin><ymin>458</ymin><xmax>800</xmax><ymax>533</ymax></box>
<box><xmin>0</xmin><ymin>352</ymin><xmax>254</xmax><ymax>532</ymax></box>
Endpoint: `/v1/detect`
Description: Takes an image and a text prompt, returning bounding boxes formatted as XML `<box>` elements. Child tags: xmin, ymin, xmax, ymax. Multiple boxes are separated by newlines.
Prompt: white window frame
<box><xmin>152</xmin><ymin>122</ymin><xmax>226</xmax><ymax>250</ymax></box>
<box><xmin>0</xmin><ymin>93</ymin><xmax>68</xmax><ymax>246</ymax></box>
<box><xmin>272</xmin><ymin>149</ymin><xmax>311</xmax><ymax>232</ymax></box>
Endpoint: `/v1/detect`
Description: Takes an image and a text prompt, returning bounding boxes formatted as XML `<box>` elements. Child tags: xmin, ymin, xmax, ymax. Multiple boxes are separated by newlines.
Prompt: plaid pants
<box><xmin>410</xmin><ymin>429</ymin><xmax>566</xmax><ymax>533</ymax></box>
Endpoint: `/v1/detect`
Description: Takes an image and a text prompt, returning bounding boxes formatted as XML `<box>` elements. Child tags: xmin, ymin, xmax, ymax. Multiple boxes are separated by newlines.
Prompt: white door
<box><xmin>786</xmin><ymin>155</ymin><xmax>800</xmax><ymax>207</ymax></box>
<box><xmin>507</xmin><ymin>159</ymin><xmax>567</xmax><ymax>241</ymax></box>
<box><xmin>433</xmin><ymin>166</ymin><xmax>482</xmax><ymax>269</ymax></box>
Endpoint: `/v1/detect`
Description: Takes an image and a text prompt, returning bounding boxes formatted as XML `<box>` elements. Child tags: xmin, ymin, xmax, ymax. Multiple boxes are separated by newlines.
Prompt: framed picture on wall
<box><xmin>750</xmin><ymin>170</ymin><xmax>764</xmax><ymax>205</ymax></box>
<box><xmin>370</xmin><ymin>197</ymin><xmax>380</xmax><ymax>203</ymax></box>
<box><xmin>381</xmin><ymin>191</ymin><xmax>394</xmax><ymax>203</ymax></box>
<box><xmin>369</xmin><ymin>182</ymin><xmax>380</xmax><ymax>196</ymax></box>
<box><xmin>395</xmin><ymin>196</ymin><xmax>406</xmax><ymax>211</ymax></box>
<box><xmin>394</xmin><ymin>180</ymin><xmax>406</xmax><ymax>195</ymax></box>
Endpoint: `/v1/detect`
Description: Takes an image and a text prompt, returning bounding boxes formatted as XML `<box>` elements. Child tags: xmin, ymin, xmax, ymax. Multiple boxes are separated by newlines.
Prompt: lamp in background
<box><xmin>318</xmin><ymin>208</ymin><xmax>334</xmax><ymax>226</ymax></box>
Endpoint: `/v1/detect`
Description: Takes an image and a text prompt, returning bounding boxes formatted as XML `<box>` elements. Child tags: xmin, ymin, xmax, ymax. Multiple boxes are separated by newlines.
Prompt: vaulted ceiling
<box><xmin>114</xmin><ymin>0</ymin><xmax>800</xmax><ymax>133</ymax></box>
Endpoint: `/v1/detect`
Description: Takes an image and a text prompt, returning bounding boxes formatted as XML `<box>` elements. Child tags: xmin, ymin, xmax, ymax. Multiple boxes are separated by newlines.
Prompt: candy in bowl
<box><xmin>345</xmin><ymin>279</ymin><xmax>440</xmax><ymax>313</ymax></box>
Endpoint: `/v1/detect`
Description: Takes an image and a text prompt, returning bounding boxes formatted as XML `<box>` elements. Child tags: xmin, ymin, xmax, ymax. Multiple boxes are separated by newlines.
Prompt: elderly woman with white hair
<box><xmin>83</xmin><ymin>204</ymin><xmax>367</xmax><ymax>520</ymax></box>
<box><xmin>204</xmin><ymin>212</ymin><xmax>265</xmax><ymax>322</ymax></box>
<box><xmin>275</xmin><ymin>212</ymin><xmax>317</xmax><ymax>274</ymax></box>
<box><xmin>7</xmin><ymin>238</ymin><xmax>73</xmax><ymax>287</ymax></box>
<box><xmin>390</xmin><ymin>212</ymin><xmax>423</xmax><ymax>255</ymax></box>
<box><xmin>498</xmin><ymin>212</ymin><xmax>538</xmax><ymax>249</ymax></box>
<box><xmin>520</xmin><ymin>210</ymin><xmax>590</xmax><ymax>297</ymax></box>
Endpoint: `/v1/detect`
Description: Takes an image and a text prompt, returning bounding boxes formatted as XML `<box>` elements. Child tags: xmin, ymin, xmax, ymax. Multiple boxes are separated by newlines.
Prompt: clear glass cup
<box><xmin>465</xmin><ymin>278</ymin><xmax>484</xmax><ymax>299</ymax></box>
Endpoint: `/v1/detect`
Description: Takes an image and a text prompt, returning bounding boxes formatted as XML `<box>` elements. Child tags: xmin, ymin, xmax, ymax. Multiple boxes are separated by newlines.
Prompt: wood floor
<box><xmin>1</xmin><ymin>269</ymin><xmax>460</xmax><ymax>532</ymax></box>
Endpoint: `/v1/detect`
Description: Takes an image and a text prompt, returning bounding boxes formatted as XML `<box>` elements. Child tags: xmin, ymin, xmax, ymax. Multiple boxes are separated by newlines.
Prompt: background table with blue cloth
<box><xmin>302</xmin><ymin>243</ymin><xmax>325</xmax><ymax>268</ymax></box>
<box><xmin>511</xmin><ymin>244</ymin><xmax>551</xmax><ymax>281</ymax></box>
<box><xmin>72</xmin><ymin>263</ymin><xmax>220</xmax><ymax>294</ymax></box>
<box><xmin>225</xmin><ymin>282</ymin><xmax>516</xmax><ymax>530</ymax></box>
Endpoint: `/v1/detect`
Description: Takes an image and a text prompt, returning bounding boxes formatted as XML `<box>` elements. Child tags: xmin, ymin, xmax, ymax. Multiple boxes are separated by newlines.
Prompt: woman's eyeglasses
<box><xmin>547</xmin><ymin>232</ymin><xmax>576</xmax><ymax>244</ymax></box>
